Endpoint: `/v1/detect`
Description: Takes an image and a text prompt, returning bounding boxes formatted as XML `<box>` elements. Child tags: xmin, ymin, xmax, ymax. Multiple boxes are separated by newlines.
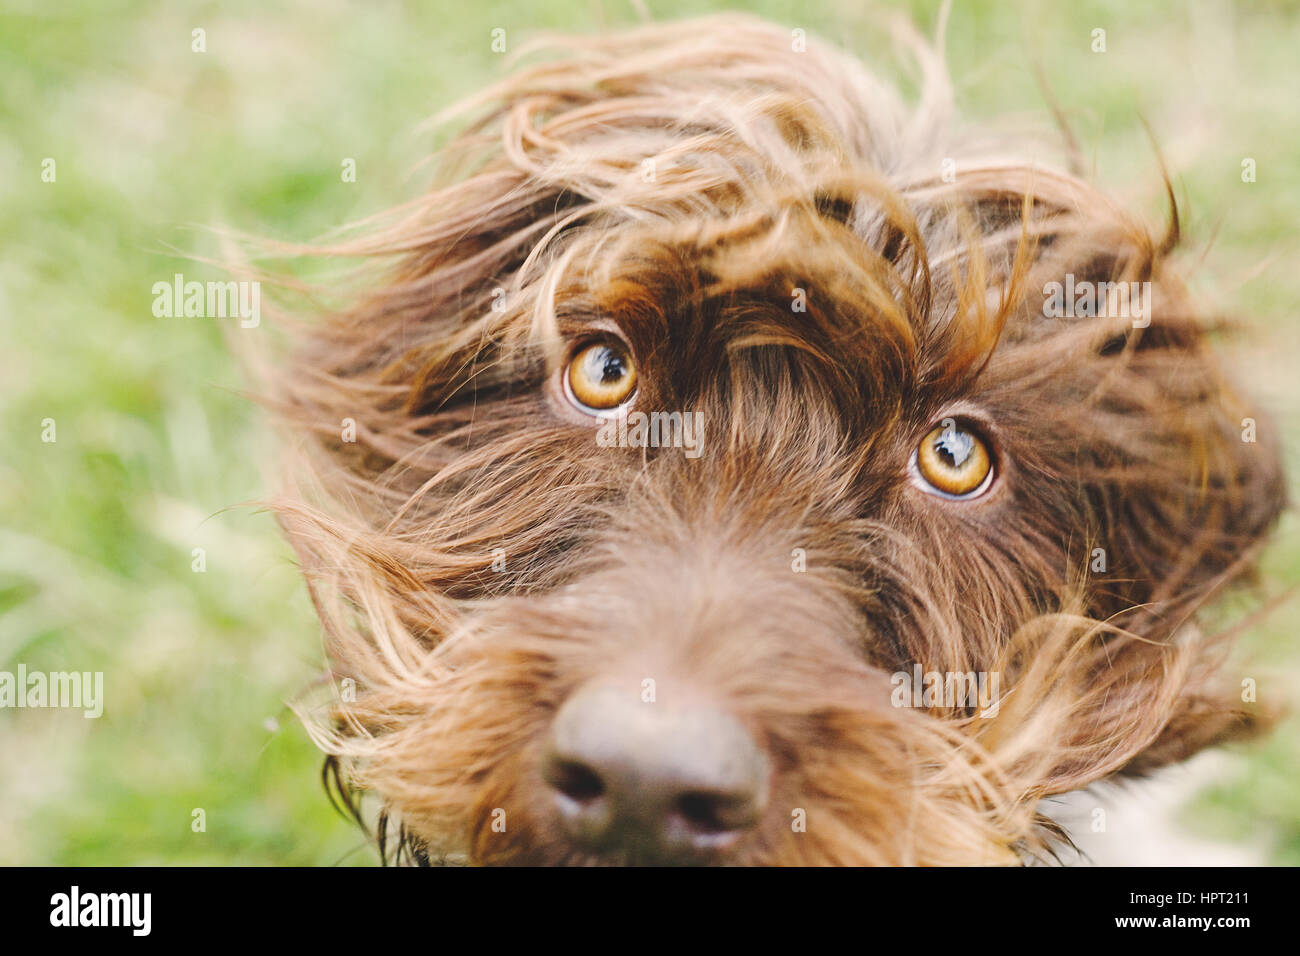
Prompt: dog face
<box><xmin>275</xmin><ymin>16</ymin><xmax>1284</xmax><ymax>864</ymax></box>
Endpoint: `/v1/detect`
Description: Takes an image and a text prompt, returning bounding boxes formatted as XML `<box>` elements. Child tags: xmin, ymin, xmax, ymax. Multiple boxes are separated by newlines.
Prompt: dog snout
<box><xmin>541</xmin><ymin>682</ymin><xmax>768</xmax><ymax>862</ymax></box>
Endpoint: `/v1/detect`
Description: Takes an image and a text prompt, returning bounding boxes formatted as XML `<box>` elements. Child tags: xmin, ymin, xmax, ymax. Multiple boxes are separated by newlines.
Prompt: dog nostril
<box><xmin>545</xmin><ymin>758</ymin><xmax>606</xmax><ymax>805</ymax></box>
<box><xmin>676</xmin><ymin>791</ymin><xmax>748</xmax><ymax>836</ymax></box>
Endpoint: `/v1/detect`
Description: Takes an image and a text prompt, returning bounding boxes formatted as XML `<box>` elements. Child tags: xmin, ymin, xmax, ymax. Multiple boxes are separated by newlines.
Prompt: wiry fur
<box><xmin>264</xmin><ymin>15</ymin><xmax>1284</xmax><ymax>865</ymax></box>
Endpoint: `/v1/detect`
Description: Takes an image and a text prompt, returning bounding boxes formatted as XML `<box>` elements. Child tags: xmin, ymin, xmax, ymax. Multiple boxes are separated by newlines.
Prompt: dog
<box><xmin>267</xmin><ymin>14</ymin><xmax>1285</xmax><ymax>865</ymax></box>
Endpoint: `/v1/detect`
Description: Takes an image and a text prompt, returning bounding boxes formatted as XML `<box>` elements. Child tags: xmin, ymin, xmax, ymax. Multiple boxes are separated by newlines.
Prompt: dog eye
<box><xmin>913</xmin><ymin>420</ymin><xmax>993</xmax><ymax>499</ymax></box>
<box><xmin>565</xmin><ymin>340</ymin><xmax>638</xmax><ymax>412</ymax></box>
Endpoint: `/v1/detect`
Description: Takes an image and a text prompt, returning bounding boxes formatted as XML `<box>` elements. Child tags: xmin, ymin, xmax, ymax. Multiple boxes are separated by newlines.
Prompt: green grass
<box><xmin>2</xmin><ymin>0</ymin><xmax>1297</xmax><ymax>864</ymax></box>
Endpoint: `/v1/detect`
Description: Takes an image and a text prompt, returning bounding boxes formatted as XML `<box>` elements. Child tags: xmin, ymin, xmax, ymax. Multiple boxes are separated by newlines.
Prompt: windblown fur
<box><xmin>265</xmin><ymin>14</ymin><xmax>1284</xmax><ymax>865</ymax></box>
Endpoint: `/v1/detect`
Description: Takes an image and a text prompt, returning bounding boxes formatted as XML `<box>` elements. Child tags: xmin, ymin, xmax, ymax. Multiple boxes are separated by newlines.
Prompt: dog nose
<box><xmin>542</xmin><ymin>682</ymin><xmax>768</xmax><ymax>862</ymax></box>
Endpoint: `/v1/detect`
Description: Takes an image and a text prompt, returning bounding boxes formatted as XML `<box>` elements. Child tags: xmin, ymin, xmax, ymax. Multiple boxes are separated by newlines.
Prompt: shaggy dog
<box><xmin>268</xmin><ymin>14</ymin><xmax>1284</xmax><ymax>865</ymax></box>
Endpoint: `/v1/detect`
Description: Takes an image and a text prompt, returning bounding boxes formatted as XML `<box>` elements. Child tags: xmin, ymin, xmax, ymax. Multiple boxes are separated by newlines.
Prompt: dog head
<box><xmin>272</xmin><ymin>15</ymin><xmax>1284</xmax><ymax>864</ymax></box>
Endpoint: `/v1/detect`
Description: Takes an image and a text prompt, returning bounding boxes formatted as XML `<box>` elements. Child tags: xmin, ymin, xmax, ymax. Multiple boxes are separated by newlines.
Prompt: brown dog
<box><xmin>270</xmin><ymin>15</ymin><xmax>1284</xmax><ymax>864</ymax></box>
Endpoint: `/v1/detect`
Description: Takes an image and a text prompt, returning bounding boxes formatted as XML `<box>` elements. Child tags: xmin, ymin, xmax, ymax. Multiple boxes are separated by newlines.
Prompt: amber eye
<box><xmin>914</xmin><ymin>420</ymin><xmax>993</xmax><ymax>498</ymax></box>
<box><xmin>566</xmin><ymin>340</ymin><xmax>637</xmax><ymax>412</ymax></box>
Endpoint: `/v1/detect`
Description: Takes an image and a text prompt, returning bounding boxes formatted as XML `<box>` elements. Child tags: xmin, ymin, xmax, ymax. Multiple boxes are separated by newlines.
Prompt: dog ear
<box><xmin>963</xmin><ymin>183</ymin><xmax>1287</xmax><ymax>786</ymax></box>
<box><xmin>982</xmin><ymin>182</ymin><xmax>1290</xmax><ymax>630</ymax></box>
<box><xmin>1064</xmin><ymin>254</ymin><xmax>1286</xmax><ymax>774</ymax></box>
<box><xmin>1085</xmin><ymin>289</ymin><xmax>1285</xmax><ymax>630</ymax></box>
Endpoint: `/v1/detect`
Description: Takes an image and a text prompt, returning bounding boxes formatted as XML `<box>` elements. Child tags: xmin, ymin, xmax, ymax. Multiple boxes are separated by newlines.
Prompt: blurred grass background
<box><xmin>1</xmin><ymin>0</ymin><xmax>1297</xmax><ymax>865</ymax></box>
